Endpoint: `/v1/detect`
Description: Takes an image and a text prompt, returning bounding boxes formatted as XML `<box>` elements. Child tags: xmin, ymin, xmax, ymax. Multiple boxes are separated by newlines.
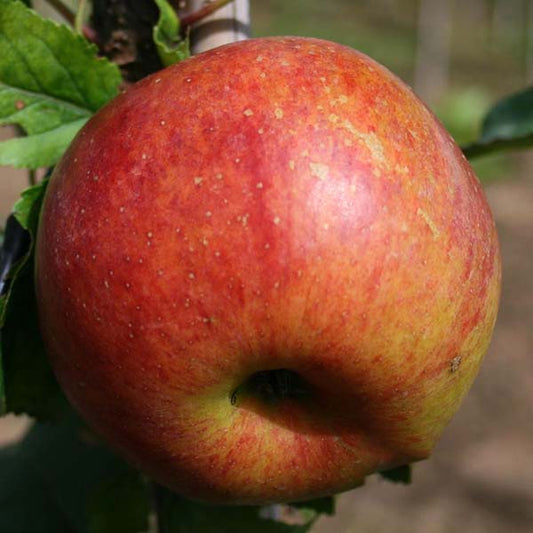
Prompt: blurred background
<box><xmin>1</xmin><ymin>1</ymin><xmax>532</xmax><ymax>532</ymax></box>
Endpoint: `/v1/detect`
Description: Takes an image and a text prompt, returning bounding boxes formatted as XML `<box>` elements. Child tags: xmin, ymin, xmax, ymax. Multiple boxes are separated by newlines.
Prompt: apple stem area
<box><xmin>230</xmin><ymin>369</ymin><xmax>312</xmax><ymax>407</ymax></box>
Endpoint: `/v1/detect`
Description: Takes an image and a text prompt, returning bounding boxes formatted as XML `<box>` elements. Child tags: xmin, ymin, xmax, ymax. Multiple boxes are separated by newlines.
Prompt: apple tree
<box><xmin>0</xmin><ymin>0</ymin><xmax>530</xmax><ymax>531</ymax></box>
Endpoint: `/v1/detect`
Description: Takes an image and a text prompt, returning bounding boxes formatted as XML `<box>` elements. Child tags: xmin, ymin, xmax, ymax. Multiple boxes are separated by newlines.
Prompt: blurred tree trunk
<box><xmin>414</xmin><ymin>0</ymin><xmax>453</xmax><ymax>106</ymax></box>
<box><xmin>525</xmin><ymin>0</ymin><xmax>533</xmax><ymax>83</ymax></box>
<box><xmin>491</xmin><ymin>0</ymin><xmax>516</xmax><ymax>38</ymax></box>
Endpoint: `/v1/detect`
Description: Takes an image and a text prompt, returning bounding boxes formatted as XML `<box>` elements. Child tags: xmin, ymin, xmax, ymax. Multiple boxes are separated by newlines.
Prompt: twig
<box><xmin>28</xmin><ymin>169</ymin><xmax>36</xmax><ymax>187</ymax></box>
<box><xmin>44</xmin><ymin>0</ymin><xmax>75</xmax><ymax>26</ymax></box>
<box><xmin>180</xmin><ymin>0</ymin><xmax>235</xmax><ymax>28</ymax></box>
<box><xmin>75</xmin><ymin>0</ymin><xmax>89</xmax><ymax>34</ymax></box>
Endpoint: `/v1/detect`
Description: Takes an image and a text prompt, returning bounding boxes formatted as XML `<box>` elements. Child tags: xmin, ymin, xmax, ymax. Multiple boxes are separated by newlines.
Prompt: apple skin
<box><xmin>35</xmin><ymin>37</ymin><xmax>501</xmax><ymax>505</ymax></box>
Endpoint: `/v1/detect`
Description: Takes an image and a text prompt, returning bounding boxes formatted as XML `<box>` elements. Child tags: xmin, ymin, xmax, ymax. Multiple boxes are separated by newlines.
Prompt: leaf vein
<box><xmin>0</xmin><ymin>32</ymin><xmax>46</xmax><ymax>94</ymax></box>
<box><xmin>33</xmin><ymin>33</ymin><xmax>92</xmax><ymax>108</ymax></box>
<box><xmin>0</xmin><ymin>83</ymin><xmax>91</xmax><ymax>115</ymax></box>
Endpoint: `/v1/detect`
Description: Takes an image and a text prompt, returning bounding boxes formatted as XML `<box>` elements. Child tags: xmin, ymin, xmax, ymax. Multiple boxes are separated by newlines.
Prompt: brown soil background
<box><xmin>1</xmin><ymin>127</ymin><xmax>532</xmax><ymax>531</ymax></box>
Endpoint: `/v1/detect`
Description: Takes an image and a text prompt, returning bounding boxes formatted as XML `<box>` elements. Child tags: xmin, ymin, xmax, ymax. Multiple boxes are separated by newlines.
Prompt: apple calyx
<box><xmin>231</xmin><ymin>369</ymin><xmax>312</xmax><ymax>407</ymax></box>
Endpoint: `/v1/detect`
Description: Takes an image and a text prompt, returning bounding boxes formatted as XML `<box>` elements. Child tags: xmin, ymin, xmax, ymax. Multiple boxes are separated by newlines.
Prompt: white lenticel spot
<box><xmin>275</xmin><ymin>108</ymin><xmax>284</xmax><ymax>119</ymax></box>
<box><xmin>309</xmin><ymin>162</ymin><xmax>329</xmax><ymax>180</ymax></box>
<box><xmin>273</xmin><ymin>216</ymin><xmax>281</xmax><ymax>225</ymax></box>
<box><xmin>243</xmin><ymin>109</ymin><xmax>254</xmax><ymax>117</ymax></box>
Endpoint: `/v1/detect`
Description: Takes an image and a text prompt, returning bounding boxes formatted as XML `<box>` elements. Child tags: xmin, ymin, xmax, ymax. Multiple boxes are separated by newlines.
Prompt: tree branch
<box><xmin>43</xmin><ymin>0</ymin><xmax>75</xmax><ymax>25</ymax></box>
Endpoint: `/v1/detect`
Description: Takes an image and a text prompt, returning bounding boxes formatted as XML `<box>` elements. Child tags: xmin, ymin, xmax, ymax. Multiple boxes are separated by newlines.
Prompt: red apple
<box><xmin>35</xmin><ymin>37</ymin><xmax>501</xmax><ymax>505</ymax></box>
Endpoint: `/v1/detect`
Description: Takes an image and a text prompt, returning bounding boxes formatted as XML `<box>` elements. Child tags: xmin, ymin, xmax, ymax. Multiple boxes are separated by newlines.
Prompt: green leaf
<box><xmin>0</xmin><ymin>178</ymin><xmax>47</xmax><ymax>329</ymax></box>
<box><xmin>0</xmin><ymin>0</ymin><xmax>121</xmax><ymax>168</ymax></box>
<box><xmin>0</xmin><ymin>117</ymin><xmax>88</xmax><ymax>168</ymax></box>
<box><xmin>0</xmin><ymin>178</ymin><xmax>68</xmax><ymax>419</ymax></box>
<box><xmin>290</xmin><ymin>496</ymin><xmax>335</xmax><ymax>516</ymax></box>
<box><xmin>0</xmin><ymin>444</ymin><xmax>74</xmax><ymax>532</ymax></box>
<box><xmin>12</xmin><ymin>177</ymin><xmax>50</xmax><ymax>229</ymax></box>
<box><xmin>0</xmin><ymin>343</ymin><xmax>3</xmax><ymax>413</ymax></box>
<box><xmin>1</xmin><ymin>253</ymin><xmax>68</xmax><ymax>419</ymax></box>
<box><xmin>0</xmin><ymin>413</ymin><xmax>151</xmax><ymax>533</ymax></box>
<box><xmin>156</xmin><ymin>487</ymin><xmax>320</xmax><ymax>533</ymax></box>
<box><xmin>462</xmin><ymin>87</ymin><xmax>533</xmax><ymax>159</ymax></box>
<box><xmin>153</xmin><ymin>0</ymin><xmax>190</xmax><ymax>67</ymax></box>
<box><xmin>378</xmin><ymin>464</ymin><xmax>412</xmax><ymax>484</ymax></box>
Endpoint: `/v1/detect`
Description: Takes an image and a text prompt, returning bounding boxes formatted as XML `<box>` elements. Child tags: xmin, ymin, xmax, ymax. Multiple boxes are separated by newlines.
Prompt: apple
<box><xmin>35</xmin><ymin>37</ymin><xmax>501</xmax><ymax>505</ymax></box>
